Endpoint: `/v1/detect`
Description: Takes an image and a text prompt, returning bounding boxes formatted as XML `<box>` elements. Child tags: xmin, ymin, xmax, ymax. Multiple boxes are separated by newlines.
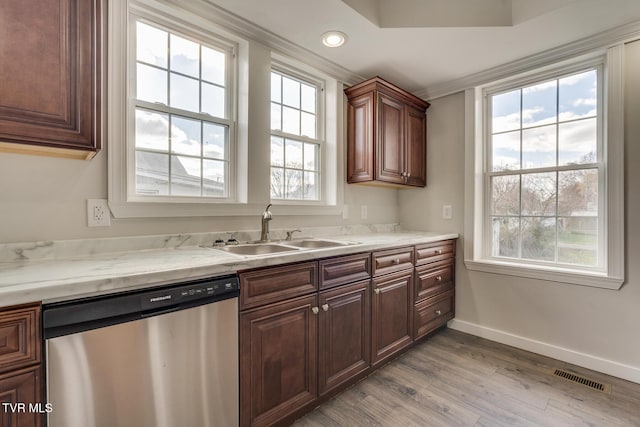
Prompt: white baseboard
<box><xmin>448</xmin><ymin>319</ymin><xmax>640</xmax><ymax>385</ymax></box>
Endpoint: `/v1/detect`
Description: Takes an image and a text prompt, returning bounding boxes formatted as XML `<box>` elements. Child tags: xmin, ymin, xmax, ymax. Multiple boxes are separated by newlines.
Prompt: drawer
<box><xmin>0</xmin><ymin>304</ymin><xmax>41</xmax><ymax>374</ymax></box>
<box><xmin>371</xmin><ymin>247</ymin><xmax>414</xmax><ymax>276</ymax></box>
<box><xmin>414</xmin><ymin>290</ymin><xmax>454</xmax><ymax>340</ymax></box>
<box><xmin>319</xmin><ymin>252</ymin><xmax>371</xmax><ymax>290</ymax></box>
<box><xmin>415</xmin><ymin>261</ymin><xmax>454</xmax><ymax>302</ymax></box>
<box><xmin>415</xmin><ymin>240</ymin><xmax>455</xmax><ymax>266</ymax></box>
<box><xmin>240</xmin><ymin>262</ymin><xmax>318</xmax><ymax>310</ymax></box>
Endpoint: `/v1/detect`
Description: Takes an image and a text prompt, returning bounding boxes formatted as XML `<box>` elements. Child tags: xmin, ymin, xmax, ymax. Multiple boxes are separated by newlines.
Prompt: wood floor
<box><xmin>293</xmin><ymin>328</ymin><xmax>640</xmax><ymax>426</ymax></box>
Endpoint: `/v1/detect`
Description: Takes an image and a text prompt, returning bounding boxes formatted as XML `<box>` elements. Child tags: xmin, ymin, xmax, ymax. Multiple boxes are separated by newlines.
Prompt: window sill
<box><xmin>464</xmin><ymin>259</ymin><xmax>624</xmax><ymax>290</ymax></box>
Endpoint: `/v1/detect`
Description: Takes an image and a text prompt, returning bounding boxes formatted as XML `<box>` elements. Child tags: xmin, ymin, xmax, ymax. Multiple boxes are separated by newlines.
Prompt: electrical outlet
<box><xmin>361</xmin><ymin>205</ymin><xmax>368</xmax><ymax>219</ymax></box>
<box><xmin>87</xmin><ymin>199</ymin><xmax>111</xmax><ymax>227</ymax></box>
<box><xmin>442</xmin><ymin>204</ymin><xmax>453</xmax><ymax>220</ymax></box>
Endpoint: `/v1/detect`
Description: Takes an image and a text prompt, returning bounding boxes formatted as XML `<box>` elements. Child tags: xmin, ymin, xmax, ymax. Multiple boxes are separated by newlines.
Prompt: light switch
<box><xmin>442</xmin><ymin>205</ymin><xmax>452</xmax><ymax>220</ymax></box>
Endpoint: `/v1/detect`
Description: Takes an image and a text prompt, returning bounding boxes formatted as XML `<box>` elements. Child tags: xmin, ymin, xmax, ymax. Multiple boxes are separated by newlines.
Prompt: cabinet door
<box><xmin>240</xmin><ymin>295</ymin><xmax>318</xmax><ymax>427</ymax></box>
<box><xmin>0</xmin><ymin>366</ymin><xmax>42</xmax><ymax>427</ymax></box>
<box><xmin>376</xmin><ymin>93</ymin><xmax>405</xmax><ymax>184</ymax></box>
<box><xmin>371</xmin><ymin>271</ymin><xmax>413</xmax><ymax>366</ymax></box>
<box><xmin>318</xmin><ymin>280</ymin><xmax>370</xmax><ymax>396</ymax></box>
<box><xmin>405</xmin><ymin>105</ymin><xmax>427</xmax><ymax>187</ymax></box>
<box><xmin>0</xmin><ymin>0</ymin><xmax>102</xmax><ymax>159</ymax></box>
<box><xmin>347</xmin><ymin>92</ymin><xmax>375</xmax><ymax>183</ymax></box>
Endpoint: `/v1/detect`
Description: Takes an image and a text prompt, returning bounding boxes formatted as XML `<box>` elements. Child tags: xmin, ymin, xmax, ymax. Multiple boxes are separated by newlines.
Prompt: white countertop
<box><xmin>0</xmin><ymin>229</ymin><xmax>457</xmax><ymax>307</ymax></box>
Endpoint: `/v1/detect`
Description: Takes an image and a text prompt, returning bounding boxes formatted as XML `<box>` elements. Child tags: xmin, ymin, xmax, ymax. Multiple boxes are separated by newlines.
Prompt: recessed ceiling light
<box><xmin>321</xmin><ymin>31</ymin><xmax>347</xmax><ymax>48</ymax></box>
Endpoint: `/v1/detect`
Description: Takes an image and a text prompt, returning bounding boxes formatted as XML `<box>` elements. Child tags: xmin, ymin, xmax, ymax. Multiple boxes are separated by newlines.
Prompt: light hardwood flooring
<box><xmin>293</xmin><ymin>329</ymin><xmax>640</xmax><ymax>426</ymax></box>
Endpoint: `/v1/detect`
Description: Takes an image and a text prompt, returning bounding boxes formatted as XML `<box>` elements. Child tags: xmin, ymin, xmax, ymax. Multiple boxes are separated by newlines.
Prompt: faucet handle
<box><xmin>262</xmin><ymin>203</ymin><xmax>273</xmax><ymax>220</ymax></box>
<box><xmin>286</xmin><ymin>229</ymin><xmax>302</xmax><ymax>241</ymax></box>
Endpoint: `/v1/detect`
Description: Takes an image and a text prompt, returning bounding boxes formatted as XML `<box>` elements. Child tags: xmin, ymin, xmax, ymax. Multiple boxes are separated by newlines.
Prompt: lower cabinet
<box><xmin>318</xmin><ymin>280</ymin><xmax>370</xmax><ymax>396</ymax></box>
<box><xmin>0</xmin><ymin>367</ymin><xmax>42</xmax><ymax>427</ymax></box>
<box><xmin>240</xmin><ymin>294</ymin><xmax>318</xmax><ymax>427</ymax></box>
<box><xmin>371</xmin><ymin>270</ymin><xmax>413</xmax><ymax>366</ymax></box>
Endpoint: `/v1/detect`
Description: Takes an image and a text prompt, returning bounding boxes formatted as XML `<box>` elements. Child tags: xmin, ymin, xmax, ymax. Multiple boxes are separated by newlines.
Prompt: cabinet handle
<box><xmin>435</xmin><ymin>309</ymin><xmax>442</xmax><ymax>316</ymax></box>
<box><xmin>311</xmin><ymin>307</ymin><xmax>319</xmax><ymax>315</ymax></box>
<box><xmin>374</xmin><ymin>288</ymin><xmax>381</xmax><ymax>295</ymax></box>
<box><xmin>322</xmin><ymin>304</ymin><xmax>329</xmax><ymax>312</ymax></box>
<box><xmin>392</xmin><ymin>258</ymin><xmax>400</xmax><ymax>265</ymax></box>
<box><xmin>435</xmin><ymin>249</ymin><xmax>443</xmax><ymax>255</ymax></box>
<box><xmin>436</xmin><ymin>276</ymin><xmax>443</xmax><ymax>282</ymax></box>
<box><xmin>407</xmin><ymin>172</ymin><xmax>411</xmax><ymax>178</ymax></box>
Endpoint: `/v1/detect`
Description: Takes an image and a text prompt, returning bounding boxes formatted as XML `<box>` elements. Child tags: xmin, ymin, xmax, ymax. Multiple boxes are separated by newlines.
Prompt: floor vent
<box><xmin>553</xmin><ymin>369</ymin><xmax>611</xmax><ymax>394</ymax></box>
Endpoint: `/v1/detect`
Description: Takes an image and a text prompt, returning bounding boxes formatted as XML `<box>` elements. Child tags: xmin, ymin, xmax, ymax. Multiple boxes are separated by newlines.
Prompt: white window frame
<box><xmin>464</xmin><ymin>46</ymin><xmax>625</xmax><ymax>289</ymax></box>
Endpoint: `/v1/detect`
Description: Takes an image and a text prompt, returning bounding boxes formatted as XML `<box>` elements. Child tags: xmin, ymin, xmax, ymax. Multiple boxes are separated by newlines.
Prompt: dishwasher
<box><xmin>43</xmin><ymin>275</ymin><xmax>239</xmax><ymax>427</ymax></box>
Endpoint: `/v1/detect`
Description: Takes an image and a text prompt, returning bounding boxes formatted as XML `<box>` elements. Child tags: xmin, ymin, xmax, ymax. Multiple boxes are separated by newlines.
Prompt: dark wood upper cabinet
<box><xmin>0</xmin><ymin>0</ymin><xmax>103</xmax><ymax>160</ymax></box>
<box><xmin>345</xmin><ymin>76</ymin><xmax>429</xmax><ymax>187</ymax></box>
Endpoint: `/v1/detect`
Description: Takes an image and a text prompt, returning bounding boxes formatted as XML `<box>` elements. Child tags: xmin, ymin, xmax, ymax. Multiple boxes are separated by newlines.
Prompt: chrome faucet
<box><xmin>260</xmin><ymin>204</ymin><xmax>273</xmax><ymax>242</ymax></box>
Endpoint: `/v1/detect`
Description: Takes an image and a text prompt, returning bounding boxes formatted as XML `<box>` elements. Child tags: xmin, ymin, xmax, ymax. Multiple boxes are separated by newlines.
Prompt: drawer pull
<box><xmin>322</xmin><ymin>304</ymin><xmax>329</xmax><ymax>312</ymax></box>
<box><xmin>435</xmin><ymin>249</ymin><xmax>443</xmax><ymax>255</ymax></box>
<box><xmin>436</xmin><ymin>276</ymin><xmax>443</xmax><ymax>282</ymax></box>
<box><xmin>311</xmin><ymin>307</ymin><xmax>319</xmax><ymax>315</ymax></box>
<box><xmin>392</xmin><ymin>258</ymin><xmax>400</xmax><ymax>265</ymax></box>
<box><xmin>374</xmin><ymin>288</ymin><xmax>381</xmax><ymax>295</ymax></box>
<box><xmin>435</xmin><ymin>309</ymin><xmax>442</xmax><ymax>316</ymax></box>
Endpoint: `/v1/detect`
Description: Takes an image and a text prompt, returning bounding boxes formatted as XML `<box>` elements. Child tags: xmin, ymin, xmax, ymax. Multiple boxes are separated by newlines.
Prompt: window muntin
<box><xmin>270</xmin><ymin>70</ymin><xmax>321</xmax><ymax>201</ymax></box>
<box><xmin>487</xmin><ymin>68</ymin><xmax>601</xmax><ymax>268</ymax></box>
<box><xmin>134</xmin><ymin>21</ymin><xmax>231</xmax><ymax>198</ymax></box>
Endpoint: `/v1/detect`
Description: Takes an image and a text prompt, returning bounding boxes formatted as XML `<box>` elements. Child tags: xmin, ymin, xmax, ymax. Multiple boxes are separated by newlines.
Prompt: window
<box><xmin>464</xmin><ymin>47</ymin><xmax>624</xmax><ymax>289</ymax></box>
<box><xmin>488</xmin><ymin>69</ymin><xmax>601</xmax><ymax>268</ymax></box>
<box><xmin>133</xmin><ymin>20</ymin><xmax>233</xmax><ymax>199</ymax></box>
<box><xmin>270</xmin><ymin>69</ymin><xmax>322</xmax><ymax>201</ymax></box>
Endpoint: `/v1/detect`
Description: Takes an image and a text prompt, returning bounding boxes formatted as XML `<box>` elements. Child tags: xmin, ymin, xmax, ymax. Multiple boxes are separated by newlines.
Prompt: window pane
<box><xmin>285</xmin><ymin>140</ymin><xmax>303</xmax><ymax>168</ymax></box>
<box><xmin>170</xmin><ymin>73</ymin><xmax>199</xmax><ymax>112</ymax></box>
<box><xmin>203</xmin><ymin>159</ymin><xmax>226</xmax><ymax>197</ymax></box>
<box><xmin>171</xmin><ymin>116</ymin><xmax>201</xmax><ymax>156</ymax></box>
<box><xmin>491</xmin><ymin>217</ymin><xmax>519</xmax><ymax>258</ymax></box>
<box><xmin>285</xmin><ymin>169</ymin><xmax>303</xmax><ymax>199</ymax></box>
<box><xmin>271</xmin><ymin>73</ymin><xmax>281</xmax><ymax>103</ymax></box>
<box><xmin>136</xmin><ymin>151</ymin><xmax>169</xmax><ymax>195</ymax></box>
<box><xmin>202</xmin><ymin>46</ymin><xmax>225</xmax><ymax>86</ymax></box>
<box><xmin>558</xmin><ymin>118</ymin><xmax>597</xmax><ymax>165</ymax></box>
<box><xmin>492</xmin><ymin>89</ymin><xmax>520</xmax><ymax>133</ymax></box>
<box><xmin>522</xmin><ymin>80</ymin><xmax>557</xmax><ymax>128</ymax></box>
<box><xmin>203</xmin><ymin>123</ymin><xmax>227</xmax><ymax>160</ymax></box>
<box><xmin>522</xmin><ymin>172</ymin><xmax>556</xmax><ymax>216</ymax></box>
<box><xmin>270</xmin><ymin>167</ymin><xmax>284</xmax><ymax>199</ymax></box>
<box><xmin>522</xmin><ymin>125</ymin><xmax>556</xmax><ymax>169</ymax></box>
<box><xmin>558</xmin><ymin>217</ymin><xmax>597</xmax><ymax>266</ymax></box>
<box><xmin>522</xmin><ymin>217</ymin><xmax>556</xmax><ymax>261</ymax></box>
<box><xmin>137</xmin><ymin>22</ymin><xmax>167</xmax><ymax>67</ymax></box>
<box><xmin>559</xmin><ymin>70</ymin><xmax>597</xmax><ymax>121</ymax></box>
<box><xmin>171</xmin><ymin>155</ymin><xmax>201</xmax><ymax>196</ymax></box>
<box><xmin>304</xmin><ymin>143</ymin><xmax>317</xmax><ymax>171</ymax></box>
<box><xmin>137</xmin><ymin>64</ymin><xmax>167</xmax><ymax>104</ymax></box>
<box><xmin>304</xmin><ymin>171</ymin><xmax>318</xmax><ymax>199</ymax></box>
<box><xmin>136</xmin><ymin>109</ymin><xmax>169</xmax><ymax>151</ymax></box>
<box><xmin>170</xmin><ymin>34</ymin><xmax>199</xmax><ymax>78</ymax></box>
<box><xmin>558</xmin><ymin>169</ymin><xmax>598</xmax><ymax>216</ymax></box>
<box><xmin>201</xmin><ymin>83</ymin><xmax>225</xmax><ymax>118</ymax></box>
<box><xmin>282</xmin><ymin>106</ymin><xmax>300</xmax><ymax>135</ymax></box>
<box><xmin>492</xmin><ymin>131</ymin><xmax>520</xmax><ymax>171</ymax></box>
<box><xmin>270</xmin><ymin>102</ymin><xmax>282</xmax><ymax>131</ymax></box>
<box><xmin>301</xmin><ymin>112</ymin><xmax>316</xmax><ymax>138</ymax></box>
<box><xmin>271</xmin><ymin>136</ymin><xmax>284</xmax><ymax>167</ymax></box>
<box><xmin>282</xmin><ymin>76</ymin><xmax>300</xmax><ymax>108</ymax></box>
<box><xmin>301</xmin><ymin>83</ymin><xmax>316</xmax><ymax>113</ymax></box>
<box><xmin>491</xmin><ymin>175</ymin><xmax>520</xmax><ymax>215</ymax></box>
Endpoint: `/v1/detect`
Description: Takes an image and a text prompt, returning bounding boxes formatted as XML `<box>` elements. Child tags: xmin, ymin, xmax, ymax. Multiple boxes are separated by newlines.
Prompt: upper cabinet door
<box><xmin>0</xmin><ymin>0</ymin><xmax>102</xmax><ymax>160</ymax></box>
<box><xmin>376</xmin><ymin>93</ymin><xmax>405</xmax><ymax>184</ymax></box>
<box><xmin>405</xmin><ymin>105</ymin><xmax>427</xmax><ymax>187</ymax></box>
<box><xmin>346</xmin><ymin>92</ymin><xmax>375</xmax><ymax>183</ymax></box>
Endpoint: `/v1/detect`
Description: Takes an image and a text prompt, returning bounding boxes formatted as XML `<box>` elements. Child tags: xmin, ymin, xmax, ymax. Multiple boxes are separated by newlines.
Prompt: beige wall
<box><xmin>400</xmin><ymin>40</ymin><xmax>640</xmax><ymax>377</ymax></box>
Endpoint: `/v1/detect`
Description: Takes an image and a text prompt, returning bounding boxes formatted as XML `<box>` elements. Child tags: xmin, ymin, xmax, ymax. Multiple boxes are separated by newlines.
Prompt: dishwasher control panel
<box><xmin>140</xmin><ymin>276</ymin><xmax>239</xmax><ymax>311</ymax></box>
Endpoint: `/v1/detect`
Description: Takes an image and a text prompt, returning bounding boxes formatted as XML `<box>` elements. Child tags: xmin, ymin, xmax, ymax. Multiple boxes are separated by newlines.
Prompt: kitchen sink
<box><xmin>282</xmin><ymin>239</ymin><xmax>352</xmax><ymax>249</ymax></box>
<box><xmin>215</xmin><ymin>243</ymin><xmax>300</xmax><ymax>256</ymax></box>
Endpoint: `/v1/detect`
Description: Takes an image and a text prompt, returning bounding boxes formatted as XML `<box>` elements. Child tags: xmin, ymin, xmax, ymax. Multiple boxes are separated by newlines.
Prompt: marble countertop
<box><xmin>0</xmin><ymin>228</ymin><xmax>458</xmax><ymax>307</ymax></box>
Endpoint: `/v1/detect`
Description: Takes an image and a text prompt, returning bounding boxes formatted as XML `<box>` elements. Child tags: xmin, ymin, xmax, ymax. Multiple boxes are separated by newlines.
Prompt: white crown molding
<box><xmin>416</xmin><ymin>19</ymin><xmax>640</xmax><ymax>100</ymax></box>
<box><xmin>169</xmin><ymin>0</ymin><xmax>366</xmax><ymax>86</ymax></box>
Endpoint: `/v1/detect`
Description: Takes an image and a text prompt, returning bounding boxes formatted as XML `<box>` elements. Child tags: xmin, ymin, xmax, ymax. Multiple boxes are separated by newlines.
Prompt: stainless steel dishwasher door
<box><xmin>46</xmin><ymin>297</ymin><xmax>238</xmax><ymax>427</ymax></box>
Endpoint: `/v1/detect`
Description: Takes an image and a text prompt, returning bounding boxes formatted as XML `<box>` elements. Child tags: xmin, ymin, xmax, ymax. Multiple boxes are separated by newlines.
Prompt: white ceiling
<box><xmin>204</xmin><ymin>0</ymin><xmax>640</xmax><ymax>96</ymax></box>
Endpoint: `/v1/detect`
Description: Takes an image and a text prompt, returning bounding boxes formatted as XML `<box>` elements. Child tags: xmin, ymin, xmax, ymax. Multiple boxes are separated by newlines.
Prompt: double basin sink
<box><xmin>209</xmin><ymin>238</ymin><xmax>357</xmax><ymax>256</ymax></box>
